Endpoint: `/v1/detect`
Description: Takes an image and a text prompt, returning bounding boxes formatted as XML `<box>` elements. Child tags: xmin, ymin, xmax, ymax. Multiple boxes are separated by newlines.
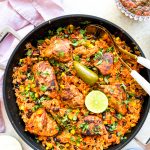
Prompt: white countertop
<box><xmin>1</xmin><ymin>0</ymin><xmax>150</xmax><ymax>150</ymax></box>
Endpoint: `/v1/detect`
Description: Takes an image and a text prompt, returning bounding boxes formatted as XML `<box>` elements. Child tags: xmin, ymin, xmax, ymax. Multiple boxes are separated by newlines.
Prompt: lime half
<box><xmin>85</xmin><ymin>90</ymin><xmax>108</xmax><ymax>113</ymax></box>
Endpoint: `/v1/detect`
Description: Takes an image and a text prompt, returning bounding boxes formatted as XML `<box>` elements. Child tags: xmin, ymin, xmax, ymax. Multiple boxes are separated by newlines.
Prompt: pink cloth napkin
<box><xmin>0</xmin><ymin>0</ymin><xmax>64</xmax><ymax>132</ymax></box>
<box><xmin>0</xmin><ymin>0</ymin><xmax>63</xmax><ymax>79</ymax></box>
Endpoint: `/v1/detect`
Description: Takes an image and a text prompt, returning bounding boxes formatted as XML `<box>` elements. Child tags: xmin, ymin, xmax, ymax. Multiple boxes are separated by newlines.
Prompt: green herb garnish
<box><xmin>38</xmin><ymin>40</ymin><xmax>44</xmax><ymax>44</ymax></box>
<box><xmin>79</xmin><ymin>122</ymin><xmax>89</xmax><ymax>132</ymax></box>
<box><xmin>26</xmin><ymin>50</ymin><xmax>32</xmax><ymax>56</ymax></box>
<box><xmin>96</xmin><ymin>59</ymin><xmax>103</xmax><ymax>65</ymax></box>
<box><xmin>40</xmin><ymin>85</ymin><xmax>47</xmax><ymax>92</ymax></box>
<box><xmin>59</xmin><ymin>51</ymin><xmax>65</xmax><ymax>57</ymax></box>
<box><xmin>80</xmin><ymin>29</ymin><xmax>86</xmax><ymax>35</ymax></box>
<box><xmin>106</xmin><ymin>46</ymin><xmax>114</xmax><ymax>52</ymax></box>
<box><xmin>104</xmin><ymin>75</ymin><xmax>110</xmax><ymax>84</ymax></box>
<box><xmin>73</xmin><ymin>55</ymin><xmax>80</xmax><ymax>61</ymax></box>
<box><xmin>93</xmin><ymin>49</ymin><xmax>103</xmax><ymax>60</ymax></box>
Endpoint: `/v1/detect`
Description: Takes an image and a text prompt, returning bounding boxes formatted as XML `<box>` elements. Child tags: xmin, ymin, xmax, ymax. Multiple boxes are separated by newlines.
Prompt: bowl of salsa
<box><xmin>115</xmin><ymin>0</ymin><xmax>150</xmax><ymax>21</ymax></box>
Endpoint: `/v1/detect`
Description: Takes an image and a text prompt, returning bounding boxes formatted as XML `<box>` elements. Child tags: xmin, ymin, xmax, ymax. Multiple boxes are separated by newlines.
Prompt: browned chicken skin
<box><xmin>99</xmin><ymin>84</ymin><xmax>127</xmax><ymax>115</ymax></box>
<box><xmin>94</xmin><ymin>52</ymin><xmax>114</xmax><ymax>75</ymax></box>
<box><xmin>40</xmin><ymin>36</ymin><xmax>72</xmax><ymax>62</ymax></box>
<box><xmin>25</xmin><ymin>108</ymin><xmax>58</xmax><ymax>136</ymax></box>
<box><xmin>32</xmin><ymin>61</ymin><xmax>58</xmax><ymax>90</ymax></box>
<box><xmin>60</xmin><ymin>84</ymin><xmax>84</xmax><ymax>108</ymax></box>
<box><xmin>77</xmin><ymin>115</ymin><xmax>107</xmax><ymax>136</ymax></box>
<box><xmin>42</xmin><ymin>99</ymin><xmax>61</xmax><ymax>112</ymax></box>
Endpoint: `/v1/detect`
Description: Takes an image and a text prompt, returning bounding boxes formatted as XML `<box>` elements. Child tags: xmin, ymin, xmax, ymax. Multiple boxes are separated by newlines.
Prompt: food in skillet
<box><xmin>12</xmin><ymin>24</ymin><xmax>146</xmax><ymax>150</ymax></box>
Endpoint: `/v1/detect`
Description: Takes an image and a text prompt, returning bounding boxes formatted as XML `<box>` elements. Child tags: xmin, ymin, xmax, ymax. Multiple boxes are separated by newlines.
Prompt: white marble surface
<box><xmin>0</xmin><ymin>0</ymin><xmax>150</xmax><ymax>150</ymax></box>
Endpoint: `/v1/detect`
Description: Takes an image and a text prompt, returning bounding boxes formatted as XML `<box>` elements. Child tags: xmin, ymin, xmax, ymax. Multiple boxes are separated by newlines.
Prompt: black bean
<box><xmin>66</xmin><ymin>72</ymin><xmax>72</xmax><ymax>76</ymax></box>
<box><xmin>26</xmin><ymin>110</ymin><xmax>33</xmax><ymax>118</ymax></box>
<box><xmin>36</xmin><ymin>80</ymin><xmax>39</xmax><ymax>86</ymax></box>
<box><xmin>52</xmin><ymin>107</ymin><xmax>60</xmax><ymax>112</ymax></box>
<box><xmin>108</xmin><ymin>134</ymin><xmax>112</xmax><ymax>139</ymax></box>
<box><xmin>85</xmin><ymin>130</ymin><xmax>91</xmax><ymax>136</ymax></box>
<box><xmin>50</xmin><ymin>80</ymin><xmax>55</xmax><ymax>86</ymax></box>
<box><xmin>46</xmin><ymin>137</ymin><xmax>51</xmax><ymax>142</ymax></box>
<box><xmin>53</xmin><ymin>137</ymin><xmax>60</xmax><ymax>142</ymax></box>
<box><xmin>62</xmin><ymin>97</ymin><xmax>68</xmax><ymax>101</ymax></box>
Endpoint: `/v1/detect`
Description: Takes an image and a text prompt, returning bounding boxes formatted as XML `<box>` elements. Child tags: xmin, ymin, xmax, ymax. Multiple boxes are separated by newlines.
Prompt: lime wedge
<box><xmin>85</xmin><ymin>90</ymin><xmax>108</xmax><ymax>113</ymax></box>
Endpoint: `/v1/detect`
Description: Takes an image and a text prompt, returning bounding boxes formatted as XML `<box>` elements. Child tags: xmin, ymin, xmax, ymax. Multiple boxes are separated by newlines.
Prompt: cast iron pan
<box><xmin>3</xmin><ymin>14</ymin><xmax>150</xmax><ymax>150</ymax></box>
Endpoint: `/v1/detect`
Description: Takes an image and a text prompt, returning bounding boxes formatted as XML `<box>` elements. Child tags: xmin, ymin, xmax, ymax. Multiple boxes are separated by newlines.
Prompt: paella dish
<box><xmin>12</xmin><ymin>24</ymin><xmax>146</xmax><ymax>150</ymax></box>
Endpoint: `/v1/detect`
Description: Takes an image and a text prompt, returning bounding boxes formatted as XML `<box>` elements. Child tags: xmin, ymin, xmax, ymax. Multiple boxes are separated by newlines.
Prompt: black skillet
<box><xmin>3</xmin><ymin>14</ymin><xmax>150</xmax><ymax>150</ymax></box>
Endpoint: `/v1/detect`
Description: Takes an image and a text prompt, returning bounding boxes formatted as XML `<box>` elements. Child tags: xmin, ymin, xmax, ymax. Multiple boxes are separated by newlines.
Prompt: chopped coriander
<box><xmin>40</xmin><ymin>85</ymin><xmax>47</xmax><ymax>92</ymax></box>
<box><xmin>116</xmin><ymin>113</ymin><xmax>123</xmax><ymax>120</ymax></box>
<box><xmin>62</xmin><ymin>115</ymin><xmax>68</xmax><ymax>123</ymax></box>
<box><xmin>38</xmin><ymin>96</ymin><xmax>46</xmax><ymax>102</ymax></box>
<box><xmin>36</xmin><ymin>71</ymin><xmax>41</xmax><ymax>76</ymax></box>
<box><xmin>128</xmin><ymin>92</ymin><xmax>135</xmax><ymax>97</ymax></box>
<box><xmin>56</xmin><ymin>27</ymin><xmax>64</xmax><ymax>34</ymax></box>
<box><xmin>59</xmin><ymin>51</ymin><xmax>65</xmax><ymax>57</ymax></box>
<box><xmin>120</xmin><ymin>83</ymin><xmax>127</xmax><ymax>91</ymax></box>
<box><xmin>48</xmin><ymin>30</ymin><xmax>54</xmax><ymax>36</ymax></box>
<box><xmin>70</xmin><ymin>137</ymin><xmax>75</xmax><ymax>142</ymax></box>
<box><xmin>106</xmin><ymin>46</ymin><xmax>114</xmax><ymax>52</ymax></box>
<box><xmin>32</xmin><ymin>104</ymin><xmax>42</xmax><ymax>111</ymax></box>
<box><xmin>80</xmin><ymin>29</ymin><xmax>86</xmax><ymax>35</ymax></box>
<box><xmin>55</xmin><ymin>126</ymin><xmax>60</xmax><ymax>131</ymax></box>
<box><xmin>72</xmin><ymin>40</ymin><xmax>79</xmax><ymax>47</ymax></box>
<box><xmin>42</xmin><ymin>71</ymin><xmax>50</xmax><ymax>76</ymax></box>
<box><xmin>73</xmin><ymin>55</ymin><xmax>80</xmax><ymax>61</ymax></box>
<box><xmin>38</xmin><ymin>40</ymin><xmax>44</xmax><ymax>44</ymax></box>
<box><xmin>123</xmin><ymin>99</ymin><xmax>130</xmax><ymax>105</ymax></box>
<box><xmin>67</xmin><ymin>109</ymin><xmax>72</xmax><ymax>113</ymax></box>
<box><xmin>93</xmin><ymin>49</ymin><xmax>103</xmax><ymax>60</ymax></box>
<box><xmin>86</xmin><ymin>57</ymin><xmax>90</xmax><ymax>62</ymax></box>
<box><xmin>104</xmin><ymin>75</ymin><xmax>110</xmax><ymax>84</ymax></box>
<box><xmin>117</xmin><ymin>132</ymin><xmax>122</xmax><ymax>137</ymax></box>
<box><xmin>29</xmin><ymin>92</ymin><xmax>35</xmax><ymax>99</ymax></box>
<box><xmin>93</xmin><ymin>125</ymin><xmax>100</xmax><ymax>134</ymax></box>
<box><xmin>79</xmin><ymin>122</ymin><xmax>89</xmax><ymax>132</ymax></box>
<box><xmin>107</xmin><ymin>122</ymin><xmax>118</xmax><ymax>132</ymax></box>
<box><xmin>114</xmin><ymin>56</ymin><xmax>118</xmax><ymax>63</ymax></box>
<box><xmin>26</xmin><ymin>50</ymin><xmax>32</xmax><ymax>56</ymax></box>
<box><xmin>96</xmin><ymin>59</ymin><xmax>103</xmax><ymax>65</ymax></box>
<box><xmin>72</xmin><ymin>116</ymin><xmax>77</xmax><ymax>121</ymax></box>
<box><xmin>121</xmin><ymin>136</ymin><xmax>127</xmax><ymax>140</ymax></box>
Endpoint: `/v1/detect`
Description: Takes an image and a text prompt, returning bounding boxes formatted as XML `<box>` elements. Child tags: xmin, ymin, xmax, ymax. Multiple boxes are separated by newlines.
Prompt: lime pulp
<box><xmin>85</xmin><ymin>90</ymin><xmax>108</xmax><ymax>113</ymax></box>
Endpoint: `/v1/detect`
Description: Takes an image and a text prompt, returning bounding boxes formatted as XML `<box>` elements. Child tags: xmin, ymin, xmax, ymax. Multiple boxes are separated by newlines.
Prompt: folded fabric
<box><xmin>0</xmin><ymin>0</ymin><xmax>64</xmax><ymax>133</ymax></box>
<box><xmin>0</xmin><ymin>0</ymin><xmax>64</xmax><ymax>83</ymax></box>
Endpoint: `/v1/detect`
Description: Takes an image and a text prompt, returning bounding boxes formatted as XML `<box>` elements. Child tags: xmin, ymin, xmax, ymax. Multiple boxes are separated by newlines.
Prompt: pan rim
<box><xmin>3</xmin><ymin>14</ymin><xmax>150</xmax><ymax>150</ymax></box>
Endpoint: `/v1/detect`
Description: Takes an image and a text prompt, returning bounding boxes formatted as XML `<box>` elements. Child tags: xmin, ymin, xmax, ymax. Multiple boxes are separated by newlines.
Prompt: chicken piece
<box><xmin>56</xmin><ymin>130</ymin><xmax>71</xmax><ymax>143</ymax></box>
<box><xmin>40</xmin><ymin>36</ymin><xmax>72</xmax><ymax>62</ymax></box>
<box><xmin>25</xmin><ymin>108</ymin><xmax>58</xmax><ymax>136</ymax></box>
<box><xmin>77</xmin><ymin>115</ymin><xmax>107</xmax><ymax>136</ymax></box>
<box><xmin>94</xmin><ymin>52</ymin><xmax>113</xmax><ymax>75</ymax></box>
<box><xmin>60</xmin><ymin>84</ymin><xmax>84</xmax><ymax>108</ymax></box>
<box><xmin>42</xmin><ymin>99</ymin><xmax>61</xmax><ymax>112</ymax></box>
<box><xmin>32</xmin><ymin>61</ymin><xmax>58</xmax><ymax>92</ymax></box>
<box><xmin>99</xmin><ymin>84</ymin><xmax>127</xmax><ymax>115</ymax></box>
<box><xmin>73</xmin><ymin>45</ymin><xmax>98</xmax><ymax>58</ymax></box>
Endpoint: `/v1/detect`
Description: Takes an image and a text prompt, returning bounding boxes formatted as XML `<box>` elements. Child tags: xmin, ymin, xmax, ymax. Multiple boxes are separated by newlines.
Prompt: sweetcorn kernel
<box><xmin>60</xmin><ymin>85</ymin><xmax>65</xmax><ymax>89</ymax></box>
<box><xmin>70</xmin><ymin>129</ymin><xmax>75</xmax><ymax>135</ymax></box>
<box><xmin>37</xmin><ymin>109</ymin><xmax>43</xmax><ymax>115</ymax></box>
<box><xmin>61</xmin><ymin>72</ymin><xmax>65</xmax><ymax>77</ymax></box>
<box><xmin>65</xmin><ymin>143</ymin><xmax>70</xmax><ymax>147</ymax></box>
<box><xmin>46</xmin><ymin>143</ymin><xmax>53</xmax><ymax>149</ymax></box>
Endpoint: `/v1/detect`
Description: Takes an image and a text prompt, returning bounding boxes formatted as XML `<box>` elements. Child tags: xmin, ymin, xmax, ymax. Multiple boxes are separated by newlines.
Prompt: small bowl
<box><xmin>115</xmin><ymin>0</ymin><xmax>150</xmax><ymax>21</ymax></box>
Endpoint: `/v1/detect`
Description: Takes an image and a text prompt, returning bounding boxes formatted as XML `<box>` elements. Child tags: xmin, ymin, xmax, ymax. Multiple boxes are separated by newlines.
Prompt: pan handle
<box><xmin>0</xmin><ymin>26</ymin><xmax>22</xmax><ymax>71</ymax></box>
<box><xmin>0</xmin><ymin>26</ymin><xmax>22</xmax><ymax>43</ymax></box>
